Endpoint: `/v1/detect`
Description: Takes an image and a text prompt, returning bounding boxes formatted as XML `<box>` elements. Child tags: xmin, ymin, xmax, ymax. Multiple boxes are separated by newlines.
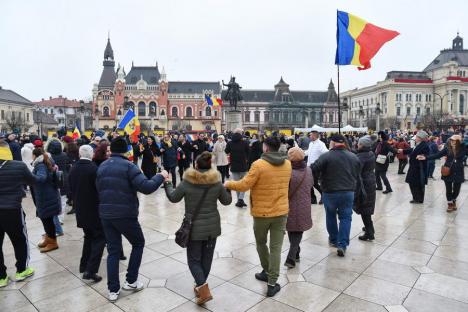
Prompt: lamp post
<box><xmin>359</xmin><ymin>105</ymin><xmax>365</xmax><ymax>128</ymax></box>
<box><xmin>94</xmin><ymin>107</ymin><xmax>99</xmax><ymax>130</ymax></box>
<box><xmin>434</xmin><ymin>92</ymin><xmax>448</xmax><ymax>129</ymax></box>
<box><xmin>342</xmin><ymin>99</ymin><xmax>348</xmax><ymax>127</ymax></box>
<box><xmin>375</xmin><ymin>103</ymin><xmax>381</xmax><ymax>132</ymax></box>
<box><xmin>35</xmin><ymin>104</ymin><xmax>41</xmax><ymax>137</ymax></box>
<box><xmin>79</xmin><ymin>100</ymin><xmax>85</xmax><ymax>131</ymax></box>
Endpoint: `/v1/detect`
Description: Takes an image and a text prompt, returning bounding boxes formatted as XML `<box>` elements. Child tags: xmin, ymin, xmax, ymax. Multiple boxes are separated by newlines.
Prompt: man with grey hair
<box><xmin>225</xmin><ymin>128</ymin><xmax>250</xmax><ymax>207</ymax></box>
<box><xmin>69</xmin><ymin>145</ymin><xmax>105</xmax><ymax>283</ymax></box>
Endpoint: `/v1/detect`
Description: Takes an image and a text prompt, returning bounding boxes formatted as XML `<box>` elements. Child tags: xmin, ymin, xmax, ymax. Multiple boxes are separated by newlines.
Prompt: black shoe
<box><xmin>235</xmin><ymin>200</ymin><xmax>243</xmax><ymax>208</ymax></box>
<box><xmin>255</xmin><ymin>270</ymin><xmax>268</xmax><ymax>283</ymax></box>
<box><xmin>318</xmin><ymin>200</ymin><xmax>323</xmax><ymax>205</ymax></box>
<box><xmin>383</xmin><ymin>190</ymin><xmax>392</xmax><ymax>194</ymax></box>
<box><xmin>240</xmin><ymin>199</ymin><xmax>247</xmax><ymax>207</ymax></box>
<box><xmin>358</xmin><ymin>233</ymin><xmax>375</xmax><ymax>241</ymax></box>
<box><xmin>266</xmin><ymin>283</ymin><xmax>281</xmax><ymax>297</ymax></box>
<box><xmin>295</xmin><ymin>248</ymin><xmax>300</xmax><ymax>262</ymax></box>
<box><xmin>79</xmin><ymin>267</ymin><xmax>85</xmax><ymax>274</ymax></box>
<box><xmin>376</xmin><ymin>187</ymin><xmax>383</xmax><ymax>191</ymax></box>
<box><xmin>337</xmin><ymin>248</ymin><xmax>346</xmax><ymax>257</ymax></box>
<box><xmin>120</xmin><ymin>255</ymin><xmax>127</xmax><ymax>261</ymax></box>
<box><xmin>311</xmin><ymin>198</ymin><xmax>317</xmax><ymax>204</ymax></box>
<box><xmin>67</xmin><ymin>208</ymin><xmax>76</xmax><ymax>215</ymax></box>
<box><xmin>362</xmin><ymin>227</ymin><xmax>366</xmax><ymax>232</ymax></box>
<box><xmin>410</xmin><ymin>200</ymin><xmax>423</xmax><ymax>204</ymax></box>
<box><xmin>284</xmin><ymin>258</ymin><xmax>296</xmax><ymax>268</ymax></box>
<box><xmin>83</xmin><ymin>273</ymin><xmax>102</xmax><ymax>283</ymax></box>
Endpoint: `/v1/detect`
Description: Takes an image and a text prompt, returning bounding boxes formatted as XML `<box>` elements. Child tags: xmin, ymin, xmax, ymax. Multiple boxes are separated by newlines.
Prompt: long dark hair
<box><xmin>66</xmin><ymin>142</ymin><xmax>79</xmax><ymax>161</ymax></box>
<box><xmin>32</xmin><ymin>148</ymin><xmax>54</xmax><ymax>171</ymax></box>
<box><xmin>448</xmin><ymin>140</ymin><xmax>461</xmax><ymax>156</ymax></box>
<box><xmin>93</xmin><ymin>141</ymin><xmax>109</xmax><ymax>162</ymax></box>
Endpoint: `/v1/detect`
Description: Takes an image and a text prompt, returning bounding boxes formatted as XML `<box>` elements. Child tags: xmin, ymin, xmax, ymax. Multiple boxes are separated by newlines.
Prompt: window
<box><xmin>254</xmin><ymin>111</ymin><xmax>260</xmax><ymax>122</ymax></box>
<box><xmin>214</xmin><ymin>110</ymin><xmax>218</xmax><ymax>117</ymax></box>
<box><xmin>329</xmin><ymin>113</ymin><xmax>334</xmax><ymax>123</ymax></box>
<box><xmin>406</xmin><ymin>106</ymin><xmax>411</xmax><ymax>116</ymax></box>
<box><xmin>149</xmin><ymin>102</ymin><xmax>157</xmax><ymax>116</ymax></box>
<box><xmin>199</xmin><ymin>111</ymin><xmax>202</xmax><ymax>117</ymax></box>
<box><xmin>59</xmin><ymin>108</ymin><xmax>63</xmax><ymax>114</ymax></box>
<box><xmin>27</xmin><ymin>113</ymin><xmax>29</xmax><ymax>121</ymax></box>
<box><xmin>205</xmin><ymin>106</ymin><xmax>211</xmax><ymax>117</ymax></box>
<box><xmin>397</xmin><ymin>107</ymin><xmax>401</xmax><ymax>116</ymax></box>
<box><xmin>396</xmin><ymin>93</ymin><xmax>402</xmax><ymax>101</ymax></box>
<box><xmin>264</xmin><ymin>111</ymin><xmax>269</xmax><ymax>122</ymax></box>
<box><xmin>416</xmin><ymin>94</ymin><xmax>422</xmax><ymax>102</ymax></box>
<box><xmin>425</xmin><ymin>94</ymin><xmax>432</xmax><ymax>102</ymax></box>
<box><xmin>244</xmin><ymin>111</ymin><xmax>250</xmax><ymax>122</ymax></box>
<box><xmin>406</xmin><ymin>94</ymin><xmax>412</xmax><ymax>101</ymax></box>
<box><xmin>11</xmin><ymin>112</ymin><xmax>15</xmax><ymax>120</ymax></box>
<box><xmin>426</xmin><ymin>107</ymin><xmax>430</xmax><ymax>115</ymax></box>
<box><xmin>185</xmin><ymin>106</ymin><xmax>193</xmax><ymax>117</ymax></box>
<box><xmin>171</xmin><ymin>106</ymin><xmax>178</xmax><ymax>117</ymax></box>
<box><xmin>160</xmin><ymin>109</ymin><xmax>165</xmax><ymax>116</ymax></box>
<box><xmin>274</xmin><ymin>111</ymin><xmax>280</xmax><ymax>121</ymax></box>
<box><xmin>283</xmin><ymin>112</ymin><xmax>289</xmax><ymax>123</ymax></box>
<box><xmin>138</xmin><ymin>102</ymin><xmax>146</xmax><ymax>116</ymax></box>
<box><xmin>103</xmin><ymin>106</ymin><xmax>110</xmax><ymax>117</ymax></box>
<box><xmin>416</xmin><ymin>107</ymin><xmax>421</xmax><ymax>115</ymax></box>
<box><xmin>45</xmin><ymin>109</ymin><xmax>48</xmax><ymax>114</ymax></box>
<box><xmin>1</xmin><ymin>110</ymin><xmax>3</xmax><ymax>120</ymax></box>
<box><xmin>51</xmin><ymin>109</ymin><xmax>54</xmax><ymax>114</ymax></box>
<box><xmin>460</xmin><ymin>94</ymin><xmax>465</xmax><ymax>114</ymax></box>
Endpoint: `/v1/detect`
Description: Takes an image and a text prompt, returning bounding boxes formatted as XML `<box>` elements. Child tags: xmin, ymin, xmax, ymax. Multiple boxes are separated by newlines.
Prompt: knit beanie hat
<box><xmin>288</xmin><ymin>147</ymin><xmax>305</xmax><ymax>162</ymax></box>
<box><xmin>416</xmin><ymin>130</ymin><xmax>428</xmax><ymax>140</ymax></box>
<box><xmin>358</xmin><ymin>136</ymin><xmax>372</xmax><ymax>148</ymax></box>
<box><xmin>62</xmin><ymin>136</ymin><xmax>73</xmax><ymax>144</ymax></box>
<box><xmin>110</xmin><ymin>137</ymin><xmax>128</xmax><ymax>154</ymax></box>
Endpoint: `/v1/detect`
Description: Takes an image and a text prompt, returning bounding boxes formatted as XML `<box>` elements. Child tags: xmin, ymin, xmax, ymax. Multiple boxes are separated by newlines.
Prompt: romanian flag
<box><xmin>118</xmin><ymin>109</ymin><xmax>140</xmax><ymax>143</ymax></box>
<box><xmin>335</xmin><ymin>11</ymin><xmax>399</xmax><ymax>70</ymax></box>
<box><xmin>72</xmin><ymin>126</ymin><xmax>81</xmax><ymax>140</ymax></box>
<box><xmin>205</xmin><ymin>94</ymin><xmax>223</xmax><ymax>107</ymax></box>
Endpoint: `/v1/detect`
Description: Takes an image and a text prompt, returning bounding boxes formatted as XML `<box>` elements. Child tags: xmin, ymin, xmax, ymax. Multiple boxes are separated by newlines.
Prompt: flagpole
<box><xmin>337</xmin><ymin>65</ymin><xmax>342</xmax><ymax>134</ymax></box>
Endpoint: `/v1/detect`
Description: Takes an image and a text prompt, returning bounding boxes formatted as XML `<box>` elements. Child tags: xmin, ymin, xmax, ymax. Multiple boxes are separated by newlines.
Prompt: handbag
<box><xmin>376</xmin><ymin>154</ymin><xmax>388</xmax><ymax>165</ymax></box>
<box><xmin>441</xmin><ymin>161</ymin><xmax>453</xmax><ymax>177</ymax></box>
<box><xmin>175</xmin><ymin>186</ymin><xmax>211</xmax><ymax>248</ymax></box>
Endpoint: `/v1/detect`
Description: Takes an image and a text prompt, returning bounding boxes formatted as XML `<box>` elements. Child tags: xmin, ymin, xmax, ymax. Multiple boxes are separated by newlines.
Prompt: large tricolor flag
<box><xmin>118</xmin><ymin>109</ymin><xmax>141</xmax><ymax>143</ymax></box>
<box><xmin>205</xmin><ymin>94</ymin><xmax>223</xmax><ymax>107</ymax></box>
<box><xmin>335</xmin><ymin>11</ymin><xmax>399</xmax><ymax>70</ymax></box>
<box><xmin>72</xmin><ymin>125</ymin><xmax>81</xmax><ymax>140</ymax></box>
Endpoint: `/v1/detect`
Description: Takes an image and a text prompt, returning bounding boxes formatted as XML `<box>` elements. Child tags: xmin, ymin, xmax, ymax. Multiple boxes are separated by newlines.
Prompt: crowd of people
<box><xmin>0</xmin><ymin>126</ymin><xmax>466</xmax><ymax>305</ymax></box>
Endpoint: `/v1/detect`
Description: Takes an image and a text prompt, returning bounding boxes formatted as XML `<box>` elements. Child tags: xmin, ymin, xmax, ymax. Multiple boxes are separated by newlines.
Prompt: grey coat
<box><xmin>165</xmin><ymin>168</ymin><xmax>232</xmax><ymax>241</ymax></box>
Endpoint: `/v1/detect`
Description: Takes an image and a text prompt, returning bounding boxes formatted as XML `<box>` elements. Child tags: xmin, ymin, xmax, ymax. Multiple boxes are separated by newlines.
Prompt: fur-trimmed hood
<box><xmin>44</xmin><ymin>138</ymin><xmax>63</xmax><ymax>155</ymax></box>
<box><xmin>183</xmin><ymin>168</ymin><xmax>221</xmax><ymax>185</ymax></box>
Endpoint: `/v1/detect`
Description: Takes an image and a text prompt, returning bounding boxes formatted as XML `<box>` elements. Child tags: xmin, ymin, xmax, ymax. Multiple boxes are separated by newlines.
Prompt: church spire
<box><xmin>104</xmin><ymin>37</ymin><xmax>114</xmax><ymax>61</ymax></box>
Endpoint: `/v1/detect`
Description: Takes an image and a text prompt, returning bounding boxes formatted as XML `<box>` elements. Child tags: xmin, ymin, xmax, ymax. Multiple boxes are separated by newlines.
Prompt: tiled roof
<box><xmin>224</xmin><ymin>89</ymin><xmax>328</xmax><ymax>103</ymax></box>
<box><xmin>386</xmin><ymin>71</ymin><xmax>429</xmax><ymax>80</ymax></box>
<box><xmin>424</xmin><ymin>49</ymin><xmax>468</xmax><ymax>72</ymax></box>
<box><xmin>0</xmin><ymin>87</ymin><xmax>33</xmax><ymax>106</ymax></box>
<box><xmin>168</xmin><ymin>81</ymin><xmax>221</xmax><ymax>94</ymax></box>
<box><xmin>33</xmin><ymin>97</ymin><xmax>88</xmax><ymax>108</ymax></box>
<box><xmin>126</xmin><ymin>66</ymin><xmax>161</xmax><ymax>84</ymax></box>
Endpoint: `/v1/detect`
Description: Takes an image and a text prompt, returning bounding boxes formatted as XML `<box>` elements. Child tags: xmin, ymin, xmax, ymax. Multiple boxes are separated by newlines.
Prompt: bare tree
<box><xmin>5</xmin><ymin>114</ymin><xmax>30</xmax><ymax>133</ymax></box>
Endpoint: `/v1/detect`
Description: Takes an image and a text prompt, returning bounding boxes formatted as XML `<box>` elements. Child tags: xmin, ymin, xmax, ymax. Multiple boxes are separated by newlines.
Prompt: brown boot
<box><xmin>447</xmin><ymin>203</ymin><xmax>455</xmax><ymax>212</ymax></box>
<box><xmin>196</xmin><ymin>283</ymin><xmax>213</xmax><ymax>305</ymax></box>
<box><xmin>194</xmin><ymin>285</ymin><xmax>199</xmax><ymax>297</ymax></box>
<box><xmin>40</xmin><ymin>237</ymin><xmax>59</xmax><ymax>253</ymax></box>
<box><xmin>37</xmin><ymin>234</ymin><xmax>48</xmax><ymax>248</ymax></box>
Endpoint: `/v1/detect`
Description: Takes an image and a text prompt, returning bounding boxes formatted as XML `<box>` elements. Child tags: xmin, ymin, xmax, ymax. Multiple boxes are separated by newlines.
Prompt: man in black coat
<box><xmin>68</xmin><ymin>145</ymin><xmax>105</xmax><ymax>283</ymax></box>
<box><xmin>398</xmin><ymin>131</ymin><xmax>430</xmax><ymax>203</ymax></box>
<box><xmin>0</xmin><ymin>140</ymin><xmax>37</xmax><ymax>287</ymax></box>
<box><xmin>225</xmin><ymin>128</ymin><xmax>250</xmax><ymax>207</ymax></box>
<box><xmin>192</xmin><ymin>133</ymin><xmax>208</xmax><ymax>166</ymax></box>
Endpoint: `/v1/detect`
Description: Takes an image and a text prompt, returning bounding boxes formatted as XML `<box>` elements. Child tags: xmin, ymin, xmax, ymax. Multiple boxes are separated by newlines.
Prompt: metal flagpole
<box><xmin>337</xmin><ymin>65</ymin><xmax>342</xmax><ymax>134</ymax></box>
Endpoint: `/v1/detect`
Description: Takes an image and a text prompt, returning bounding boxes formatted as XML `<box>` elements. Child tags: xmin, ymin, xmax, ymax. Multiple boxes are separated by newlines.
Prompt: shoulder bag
<box><xmin>175</xmin><ymin>186</ymin><xmax>212</xmax><ymax>248</ymax></box>
<box><xmin>441</xmin><ymin>160</ymin><xmax>453</xmax><ymax>177</ymax></box>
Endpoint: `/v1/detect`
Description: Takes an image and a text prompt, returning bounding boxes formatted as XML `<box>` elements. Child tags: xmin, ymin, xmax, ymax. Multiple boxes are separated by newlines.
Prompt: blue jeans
<box><xmin>322</xmin><ymin>192</ymin><xmax>354</xmax><ymax>250</ymax></box>
<box><xmin>101</xmin><ymin>218</ymin><xmax>145</xmax><ymax>293</ymax></box>
<box><xmin>53</xmin><ymin>216</ymin><xmax>63</xmax><ymax>235</ymax></box>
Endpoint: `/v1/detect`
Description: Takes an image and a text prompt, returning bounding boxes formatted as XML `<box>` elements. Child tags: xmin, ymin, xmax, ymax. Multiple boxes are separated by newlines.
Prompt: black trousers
<box><xmin>165</xmin><ymin>166</ymin><xmax>177</xmax><ymax>188</ymax></box>
<box><xmin>187</xmin><ymin>238</ymin><xmax>217</xmax><ymax>287</ymax></box>
<box><xmin>361</xmin><ymin>214</ymin><xmax>374</xmax><ymax>234</ymax></box>
<box><xmin>178</xmin><ymin>163</ymin><xmax>189</xmax><ymax>181</ymax></box>
<box><xmin>0</xmin><ymin>209</ymin><xmax>29</xmax><ymax>279</ymax></box>
<box><xmin>376</xmin><ymin>170</ymin><xmax>392</xmax><ymax>191</ymax></box>
<box><xmin>311</xmin><ymin>174</ymin><xmax>322</xmax><ymax>204</ymax></box>
<box><xmin>444</xmin><ymin>181</ymin><xmax>462</xmax><ymax>202</ymax></box>
<box><xmin>287</xmin><ymin>231</ymin><xmax>303</xmax><ymax>261</ymax></box>
<box><xmin>409</xmin><ymin>183</ymin><xmax>425</xmax><ymax>203</ymax></box>
<box><xmin>41</xmin><ymin>216</ymin><xmax>56</xmax><ymax>239</ymax></box>
<box><xmin>217</xmin><ymin>165</ymin><xmax>228</xmax><ymax>183</ymax></box>
<box><xmin>398</xmin><ymin>159</ymin><xmax>408</xmax><ymax>173</ymax></box>
<box><xmin>80</xmin><ymin>227</ymin><xmax>106</xmax><ymax>274</ymax></box>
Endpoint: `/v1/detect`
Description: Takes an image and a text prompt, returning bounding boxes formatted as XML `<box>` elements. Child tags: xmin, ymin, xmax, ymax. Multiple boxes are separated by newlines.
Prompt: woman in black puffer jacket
<box><xmin>354</xmin><ymin>136</ymin><xmax>377</xmax><ymax>241</ymax></box>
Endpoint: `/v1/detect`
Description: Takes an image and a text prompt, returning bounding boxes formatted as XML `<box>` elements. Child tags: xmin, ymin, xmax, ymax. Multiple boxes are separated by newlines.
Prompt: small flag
<box><xmin>118</xmin><ymin>109</ymin><xmax>141</xmax><ymax>143</ymax></box>
<box><xmin>72</xmin><ymin>126</ymin><xmax>81</xmax><ymax>140</ymax></box>
<box><xmin>335</xmin><ymin>10</ymin><xmax>399</xmax><ymax>70</ymax></box>
<box><xmin>126</xmin><ymin>144</ymin><xmax>134</xmax><ymax>161</ymax></box>
<box><xmin>205</xmin><ymin>94</ymin><xmax>223</xmax><ymax>106</ymax></box>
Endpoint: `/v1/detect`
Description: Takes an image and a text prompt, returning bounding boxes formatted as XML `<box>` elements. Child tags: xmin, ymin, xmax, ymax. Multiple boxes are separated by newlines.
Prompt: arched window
<box><xmin>149</xmin><ymin>102</ymin><xmax>157</xmax><ymax>116</ymax></box>
<box><xmin>103</xmin><ymin>106</ymin><xmax>110</xmax><ymax>117</ymax></box>
<box><xmin>138</xmin><ymin>102</ymin><xmax>146</xmax><ymax>116</ymax></box>
<box><xmin>205</xmin><ymin>106</ymin><xmax>211</xmax><ymax>117</ymax></box>
<box><xmin>186</xmin><ymin>106</ymin><xmax>193</xmax><ymax>117</ymax></box>
<box><xmin>460</xmin><ymin>94</ymin><xmax>465</xmax><ymax>114</ymax></box>
<box><xmin>171</xmin><ymin>106</ymin><xmax>178</xmax><ymax>117</ymax></box>
<box><xmin>329</xmin><ymin>113</ymin><xmax>334</xmax><ymax>123</ymax></box>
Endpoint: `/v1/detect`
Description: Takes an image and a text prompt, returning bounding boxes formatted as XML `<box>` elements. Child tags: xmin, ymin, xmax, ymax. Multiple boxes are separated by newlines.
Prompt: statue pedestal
<box><xmin>225</xmin><ymin>110</ymin><xmax>243</xmax><ymax>132</ymax></box>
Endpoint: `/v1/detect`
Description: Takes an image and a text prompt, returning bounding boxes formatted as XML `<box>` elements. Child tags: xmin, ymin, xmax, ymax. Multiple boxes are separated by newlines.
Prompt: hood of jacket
<box><xmin>183</xmin><ymin>168</ymin><xmax>221</xmax><ymax>185</ymax></box>
<box><xmin>23</xmin><ymin>143</ymin><xmax>34</xmax><ymax>151</ymax></box>
<box><xmin>32</xmin><ymin>152</ymin><xmax>53</xmax><ymax>167</ymax></box>
<box><xmin>45</xmin><ymin>138</ymin><xmax>63</xmax><ymax>155</ymax></box>
<box><xmin>231</xmin><ymin>132</ymin><xmax>243</xmax><ymax>142</ymax></box>
<box><xmin>261</xmin><ymin>152</ymin><xmax>287</xmax><ymax>166</ymax></box>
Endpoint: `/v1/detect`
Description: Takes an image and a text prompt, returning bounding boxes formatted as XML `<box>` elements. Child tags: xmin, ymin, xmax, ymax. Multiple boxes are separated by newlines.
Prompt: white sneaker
<box><xmin>122</xmin><ymin>280</ymin><xmax>144</xmax><ymax>292</ymax></box>
<box><xmin>108</xmin><ymin>291</ymin><xmax>120</xmax><ymax>302</ymax></box>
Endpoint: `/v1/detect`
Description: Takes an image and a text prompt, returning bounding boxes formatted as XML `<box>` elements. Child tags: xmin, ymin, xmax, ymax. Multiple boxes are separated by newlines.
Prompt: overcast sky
<box><xmin>1</xmin><ymin>0</ymin><xmax>466</xmax><ymax>102</ymax></box>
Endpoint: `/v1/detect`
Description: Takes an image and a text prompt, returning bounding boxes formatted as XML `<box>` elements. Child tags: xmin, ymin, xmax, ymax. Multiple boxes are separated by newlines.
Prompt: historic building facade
<box><xmin>34</xmin><ymin>96</ymin><xmax>93</xmax><ymax>130</ymax></box>
<box><xmin>0</xmin><ymin>86</ymin><xmax>35</xmax><ymax>134</ymax></box>
<box><xmin>92</xmin><ymin>38</ymin><xmax>222</xmax><ymax>132</ymax></box>
<box><xmin>221</xmin><ymin>77</ymin><xmax>340</xmax><ymax>133</ymax></box>
<box><xmin>342</xmin><ymin>34</ymin><xmax>468</xmax><ymax>130</ymax></box>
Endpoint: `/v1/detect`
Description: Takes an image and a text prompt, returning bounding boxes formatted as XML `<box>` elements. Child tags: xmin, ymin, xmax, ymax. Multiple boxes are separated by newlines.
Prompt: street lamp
<box><xmin>375</xmin><ymin>103</ymin><xmax>381</xmax><ymax>131</ymax></box>
<box><xmin>94</xmin><ymin>106</ymin><xmax>100</xmax><ymax>130</ymax></box>
<box><xmin>79</xmin><ymin>100</ymin><xmax>85</xmax><ymax>131</ymax></box>
<box><xmin>359</xmin><ymin>105</ymin><xmax>365</xmax><ymax>128</ymax></box>
<box><xmin>342</xmin><ymin>99</ymin><xmax>348</xmax><ymax>127</ymax></box>
<box><xmin>433</xmin><ymin>92</ymin><xmax>448</xmax><ymax>128</ymax></box>
<box><xmin>35</xmin><ymin>104</ymin><xmax>41</xmax><ymax>137</ymax></box>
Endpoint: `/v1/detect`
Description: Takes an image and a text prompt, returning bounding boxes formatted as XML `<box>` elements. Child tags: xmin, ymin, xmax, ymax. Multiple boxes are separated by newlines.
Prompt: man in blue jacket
<box><xmin>96</xmin><ymin>136</ymin><xmax>168</xmax><ymax>302</ymax></box>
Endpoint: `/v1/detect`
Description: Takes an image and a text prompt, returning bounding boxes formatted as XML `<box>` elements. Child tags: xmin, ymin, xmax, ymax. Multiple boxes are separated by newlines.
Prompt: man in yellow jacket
<box><xmin>225</xmin><ymin>136</ymin><xmax>291</xmax><ymax>297</ymax></box>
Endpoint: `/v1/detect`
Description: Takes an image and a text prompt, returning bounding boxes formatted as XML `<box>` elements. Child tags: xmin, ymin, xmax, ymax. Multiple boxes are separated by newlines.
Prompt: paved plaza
<box><xmin>1</xmin><ymin>162</ymin><xmax>468</xmax><ymax>312</ymax></box>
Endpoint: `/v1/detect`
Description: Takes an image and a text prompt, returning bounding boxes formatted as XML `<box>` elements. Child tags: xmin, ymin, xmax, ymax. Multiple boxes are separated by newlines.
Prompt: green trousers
<box><xmin>253</xmin><ymin>215</ymin><xmax>287</xmax><ymax>285</ymax></box>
